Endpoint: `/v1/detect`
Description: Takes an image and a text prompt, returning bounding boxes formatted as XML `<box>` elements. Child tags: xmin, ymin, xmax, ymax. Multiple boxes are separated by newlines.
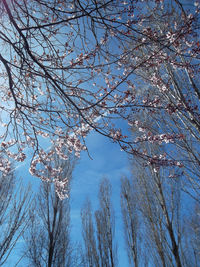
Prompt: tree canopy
<box><xmin>0</xmin><ymin>0</ymin><xmax>199</xmax><ymax>198</ymax></box>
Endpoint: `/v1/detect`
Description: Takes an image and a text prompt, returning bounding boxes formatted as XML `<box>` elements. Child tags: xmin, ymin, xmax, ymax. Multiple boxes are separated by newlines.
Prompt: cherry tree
<box><xmin>0</xmin><ymin>0</ymin><xmax>199</xmax><ymax>197</ymax></box>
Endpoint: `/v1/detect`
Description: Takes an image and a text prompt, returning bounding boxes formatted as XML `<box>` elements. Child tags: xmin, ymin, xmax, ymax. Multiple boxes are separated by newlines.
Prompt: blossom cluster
<box><xmin>54</xmin><ymin>134</ymin><xmax>86</xmax><ymax>158</ymax></box>
<box><xmin>0</xmin><ymin>157</ymin><xmax>11</xmax><ymax>174</ymax></box>
<box><xmin>147</xmin><ymin>155</ymin><xmax>184</xmax><ymax>173</ymax></box>
<box><xmin>135</xmin><ymin>133</ymin><xmax>185</xmax><ymax>144</ymax></box>
<box><xmin>150</xmin><ymin>73</ymin><xmax>168</xmax><ymax>92</ymax></box>
<box><xmin>53</xmin><ymin>178</ymin><xmax>69</xmax><ymax>200</ymax></box>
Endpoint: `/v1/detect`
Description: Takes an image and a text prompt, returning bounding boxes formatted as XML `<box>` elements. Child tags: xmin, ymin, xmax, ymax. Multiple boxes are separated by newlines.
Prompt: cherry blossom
<box><xmin>0</xmin><ymin>0</ymin><xmax>199</xmax><ymax>198</ymax></box>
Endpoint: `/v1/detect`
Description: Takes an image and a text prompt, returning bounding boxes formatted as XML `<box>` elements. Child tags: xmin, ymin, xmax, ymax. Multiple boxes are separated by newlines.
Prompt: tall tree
<box><xmin>120</xmin><ymin>177</ymin><xmax>140</xmax><ymax>267</ymax></box>
<box><xmin>81</xmin><ymin>178</ymin><xmax>117</xmax><ymax>267</ymax></box>
<box><xmin>95</xmin><ymin>178</ymin><xmax>117</xmax><ymax>267</ymax></box>
<box><xmin>81</xmin><ymin>199</ymin><xmax>99</xmax><ymax>267</ymax></box>
<box><xmin>183</xmin><ymin>202</ymin><xmax>200</xmax><ymax>267</ymax></box>
<box><xmin>121</xmin><ymin>156</ymin><xmax>189</xmax><ymax>267</ymax></box>
<box><xmin>24</xmin><ymin>153</ymin><xmax>78</xmax><ymax>267</ymax></box>
<box><xmin>0</xmin><ymin>155</ymin><xmax>31</xmax><ymax>266</ymax></box>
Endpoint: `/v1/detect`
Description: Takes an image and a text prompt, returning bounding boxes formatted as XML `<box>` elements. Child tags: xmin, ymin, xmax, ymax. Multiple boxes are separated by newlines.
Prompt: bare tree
<box><xmin>24</xmin><ymin>153</ymin><xmax>78</xmax><ymax>267</ymax></box>
<box><xmin>120</xmin><ymin>177</ymin><xmax>140</xmax><ymax>267</ymax></box>
<box><xmin>182</xmin><ymin>202</ymin><xmax>200</xmax><ymax>267</ymax></box>
<box><xmin>0</xmin><ymin>156</ymin><xmax>32</xmax><ymax>266</ymax></box>
<box><xmin>95</xmin><ymin>178</ymin><xmax>117</xmax><ymax>267</ymax></box>
<box><xmin>127</xmin><ymin>159</ymin><xmax>185</xmax><ymax>267</ymax></box>
<box><xmin>81</xmin><ymin>178</ymin><xmax>117</xmax><ymax>267</ymax></box>
<box><xmin>81</xmin><ymin>199</ymin><xmax>99</xmax><ymax>267</ymax></box>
